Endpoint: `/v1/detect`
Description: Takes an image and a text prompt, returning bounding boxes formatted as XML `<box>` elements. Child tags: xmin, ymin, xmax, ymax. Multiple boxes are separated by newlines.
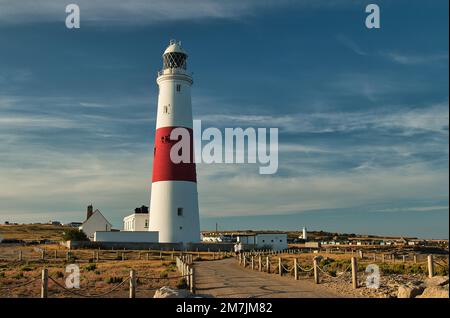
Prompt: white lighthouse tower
<box><xmin>149</xmin><ymin>40</ymin><xmax>200</xmax><ymax>243</ymax></box>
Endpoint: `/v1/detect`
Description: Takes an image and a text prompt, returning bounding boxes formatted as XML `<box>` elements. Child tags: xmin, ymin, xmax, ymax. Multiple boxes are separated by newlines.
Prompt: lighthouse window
<box><xmin>177</xmin><ymin>207</ymin><xmax>184</xmax><ymax>216</ymax></box>
<box><xmin>163</xmin><ymin>105</ymin><xmax>170</xmax><ymax>114</ymax></box>
<box><xmin>176</xmin><ymin>84</ymin><xmax>181</xmax><ymax>92</ymax></box>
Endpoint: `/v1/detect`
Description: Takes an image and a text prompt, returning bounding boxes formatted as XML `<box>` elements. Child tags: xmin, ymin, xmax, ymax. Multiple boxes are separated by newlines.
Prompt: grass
<box><xmin>0</xmin><ymin>224</ymin><xmax>67</xmax><ymax>241</ymax></box>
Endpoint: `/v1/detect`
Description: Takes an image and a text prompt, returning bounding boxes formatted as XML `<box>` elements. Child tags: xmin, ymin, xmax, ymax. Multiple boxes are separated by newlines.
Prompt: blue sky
<box><xmin>0</xmin><ymin>0</ymin><xmax>448</xmax><ymax>238</ymax></box>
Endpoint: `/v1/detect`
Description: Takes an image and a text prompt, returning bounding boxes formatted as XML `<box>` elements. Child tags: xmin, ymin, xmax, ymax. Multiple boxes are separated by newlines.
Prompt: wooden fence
<box><xmin>1</xmin><ymin>248</ymin><xmax>232</xmax><ymax>263</ymax></box>
<box><xmin>237</xmin><ymin>251</ymin><xmax>448</xmax><ymax>288</ymax></box>
<box><xmin>0</xmin><ymin>255</ymin><xmax>197</xmax><ymax>298</ymax></box>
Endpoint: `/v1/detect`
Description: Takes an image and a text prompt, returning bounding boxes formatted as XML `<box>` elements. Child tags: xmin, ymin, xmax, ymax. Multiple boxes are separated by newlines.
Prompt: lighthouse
<box><xmin>149</xmin><ymin>40</ymin><xmax>201</xmax><ymax>243</ymax></box>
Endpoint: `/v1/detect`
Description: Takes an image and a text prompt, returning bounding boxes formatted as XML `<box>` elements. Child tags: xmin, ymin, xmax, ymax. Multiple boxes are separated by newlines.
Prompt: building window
<box><xmin>177</xmin><ymin>208</ymin><xmax>183</xmax><ymax>216</ymax></box>
<box><xmin>176</xmin><ymin>84</ymin><xmax>181</xmax><ymax>92</ymax></box>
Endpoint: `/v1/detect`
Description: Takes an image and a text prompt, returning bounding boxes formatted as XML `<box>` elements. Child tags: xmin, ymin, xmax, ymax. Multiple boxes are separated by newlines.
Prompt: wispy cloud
<box><xmin>336</xmin><ymin>34</ymin><xmax>367</xmax><ymax>56</ymax></box>
<box><xmin>336</xmin><ymin>35</ymin><xmax>449</xmax><ymax>66</ymax></box>
<box><xmin>381</xmin><ymin>51</ymin><xmax>449</xmax><ymax>65</ymax></box>
<box><xmin>0</xmin><ymin>0</ymin><xmax>360</xmax><ymax>25</ymax></box>
<box><xmin>198</xmin><ymin>102</ymin><xmax>449</xmax><ymax>135</ymax></box>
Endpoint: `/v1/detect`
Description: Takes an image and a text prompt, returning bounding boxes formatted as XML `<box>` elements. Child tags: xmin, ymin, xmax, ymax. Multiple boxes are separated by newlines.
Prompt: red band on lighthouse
<box><xmin>152</xmin><ymin>126</ymin><xmax>197</xmax><ymax>183</ymax></box>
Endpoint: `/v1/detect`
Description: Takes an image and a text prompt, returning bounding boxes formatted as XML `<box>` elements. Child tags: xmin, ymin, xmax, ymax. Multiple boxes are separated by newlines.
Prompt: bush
<box><xmin>177</xmin><ymin>278</ymin><xmax>188</xmax><ymax>289</ymax></box>
<box><xmin>160</xmin><ymin>271</ymin><xmax>169</xmax><ymax>278</ymax></box>
<box><xmin>83</xmin><ymin>264</ymin><xmax>97</xmax><ymax>271</ymax></box>
<box><xmin>62</xmin><ymin>229</ymin><xmax>89</xmax><ymax>241</ymax></box>
<box><xmin>19</xmin><ymin>265</ymin><xmax>33</xmax><ymax>272</ymax></box>
<box><xmin>12</xmin><ymin>273</ymin><xmax>24</xmax><ymax>279</ymax></box>
<box><xmin>105</xmin><ymin>277</ymin><xmax>123</xmax><ymax>284</ymax></box>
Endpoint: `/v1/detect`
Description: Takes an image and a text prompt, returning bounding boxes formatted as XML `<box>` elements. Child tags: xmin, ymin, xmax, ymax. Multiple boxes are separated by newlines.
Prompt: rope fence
<box><xmin>237</xmin><ymin>251</ymin><xmax>448</xmax><ymax>289</ymax></box>
<box><xmin>0</xmin><ymin>253</ymin><xmax>197</xmax><ymax>298</ymax></box>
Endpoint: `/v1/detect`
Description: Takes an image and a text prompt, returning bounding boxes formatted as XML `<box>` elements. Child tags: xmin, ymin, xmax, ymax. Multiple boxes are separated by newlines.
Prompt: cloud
<box><xmin>198</xmin><ymin>102</ymin><xmax>449</xmax><ymax>135</ymax></box>
<box><xmin>381</xmin><ymin>52</ymin><xmax>449</xmax><ymax>65</ymax></box>
<box><xmin>0</xmin><ymin>0</ymin><xmax>360</xmax><ymax>25</ymax></box>
<box><xmin>375</xmin><ymin>206</ymin><xmax>449</xmax><ymax>213</ymax></box>
<box><xmin>196</xmin><ymin>161</ymin><xmax>449</xmax><ymax>217</ymax></box>
<box><xmin>336</xmin><ymin>34</ymin><xmax>367</xmax><ymax>56</ymax></box>
<box><xmin>336</xmin><ymin>35</ymin><xmax>449</xmax><ymax>66</ymax></box>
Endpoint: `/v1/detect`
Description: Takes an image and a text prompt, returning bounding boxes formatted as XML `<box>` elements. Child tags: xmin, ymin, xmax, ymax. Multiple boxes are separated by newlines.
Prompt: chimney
<box><xmin>87</xmin><ymin>205</ymin><xmax>93</xmax><ymax>220</ymax></box>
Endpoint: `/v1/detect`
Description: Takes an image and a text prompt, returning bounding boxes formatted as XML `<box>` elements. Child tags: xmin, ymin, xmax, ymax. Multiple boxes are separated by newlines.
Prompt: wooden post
<box><xmin>402</xmin><ymin>255</ymin><xmax>406</xmax><ymax>263</ymax></box>
<box><xmin>251</xmin><ymin>256</ymin><xmax>254</xmax><ymax>270</ymax></box>
<box><xmin>358</xmin><ymin>250</ymin><xmax>363</xmax><ymax>259</ymax></box>
<box><xmin>41</xmin><ymin>268</ymin><xmax>48</xmax><ymax>298</ymax></box>
<box><xmin>54</xmin><ymin>250</ymin><xmax>57</xmax><ymax>260</ymax></box>
<box><xmin>351</xmin><ymin>257</ymin><xmax>358</xmax><ymax>289</ymax></box>
<box><xmin>258</xmin><ymin>255</ymin><xmax>262</xmax><ymax>272</ymax></box>
<box><xmin>190</xmin><ymin>267</ymin><xmax>195</xmax><ymax>294</ymax></box>
<box><xmin>381</xmin><ymin>254</ymin><xmax>385</xmax><ymax>263</ymax></box>
<box><xmin>18</xmin><ymin>250</ymin><xmax>22</xmax><ymax>261</ymax></box>
<box><xmin>294</xmin><ymin>258</ymin><xmax>298</xmax><ymax>280</ymax></box>
<box><xmin>129</xmin><ymin>270</ymin><xmax>136</xmax><ymax>298</ymax></box>
<box><xmin>243</xmin><ymin>255</ymin><xmax>247</xmax><ymax>267</ymax></box>
<box><xmin>373</xmin><ymin>254</ymin><xmax>376</xmax><ymax>262</ymax></box>
<box><xmin>122</xmin><ymin>252</ymin><xmax>125</xmax><ymax>261</ymax></box>
<box><xmin>266</xmin><ymin>256</ymin><xmax>270</xmax><ymax>273</ymax></box>
<box><xmin>41</xmin><ymin>249</ymin><xmax>45</xmax><ymax>260</ymax></box>
<box><xmin>96</xmin><ymin>251</ymin><xmax>99</xmax><ymax>262</ymax></box>
<box><xmin>92</xmin><ymin>251</ymin><xmax>96</xmax><ymax>261</ymax></box>
<box><xmin>278</xmin><ymin>258</ymin><xmax>282</xmax><ymax>276</ymax></box>
<box><xmin>413</xmin><ymin>254</ymin><xmax>417</xmax><ymax>264</ymax></box>
<box><xmin>313</xmin><ymin>258</ymin><xmax>319</xmax><ymax>284</ymax></box>
<box><xmin>427</xmin><ymin>255</ymin><xmax>434</xmax><ymax>278</ymax></box>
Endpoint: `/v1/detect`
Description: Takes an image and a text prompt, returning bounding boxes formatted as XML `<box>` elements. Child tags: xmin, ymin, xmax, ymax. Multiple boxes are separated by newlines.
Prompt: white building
<box><xmin>237</xmin><ymin>233</ymin><xmax>288</xmax><ymax>251</ymax></box>
<box><xmin>201</xmin><ymin>233</ymin><xmax>224</xmax><ymax>243</ymax></box>
<box><xmin>79</xmin><ymin>205</ymin><xmax>112</xmax><ymax>241</ymax></box>
<box><xmin>94</xmin><ymin>231</ymin><xmax>158</xmax><ymax>243</ymax></box>
<box><xmin>299</xmin><ymin>227</ymin><xmax>307</xmax><ymax>240</ymax></box>
<box><xmin>123</xmin><ymin>206</ymin><xmax>149</xmax><ymax>231</ymax></box>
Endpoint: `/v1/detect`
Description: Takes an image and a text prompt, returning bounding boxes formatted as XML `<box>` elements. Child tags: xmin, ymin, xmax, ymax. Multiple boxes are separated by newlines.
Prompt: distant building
<box><xmin>123</xmin><ymin>206</ymin><xmax>149</xmax><ymax>231</ymax></box>
<box><xmin>305</xmin><ymin>242</ymin><xmax>321</xmax><ymax>248</ymax></box>
<box><xmin>201</xmin><ymin>233</ymin><xmax>224</xmax><ymax>243</ymax></box>
<box><xmin>65</xmin><ymin>222</ymin><xmax>83</xmax><ymax>228</ymax></box>
<box><xmin>237</xmin><ymin>233</ymin><xmax>288</xmax><ymax>251</ymax></box>
<box><xmin>79</xmin><ymin>205</ymin><xmax>112</xmax><ymax>241</ymax></box>
<box><xmin>48</xmin><ymin>221</ymin><xmax>61</xmax><ymax>226</ymax></box>
<box><xmin>299</xmin><ymin>227</ymin><xmax>307</xmax><ymax>240</ymax></box>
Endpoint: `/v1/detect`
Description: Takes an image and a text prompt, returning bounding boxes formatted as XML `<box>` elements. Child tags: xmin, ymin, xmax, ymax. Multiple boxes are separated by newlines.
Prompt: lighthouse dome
<box><xmin>163</xmin><ymin>40</ymin><xmax>188</xmax><ymax>70</ymax></box>
<box><xmin>163</xmin><ymin>40</ymin><xmax>187</xmax><ymax>55</ymax></box>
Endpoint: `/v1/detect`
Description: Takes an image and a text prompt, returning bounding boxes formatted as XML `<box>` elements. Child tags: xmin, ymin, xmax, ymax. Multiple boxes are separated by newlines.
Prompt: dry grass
<box><xmin>0</xmin><ymin>244</ymin><xmax>232</xmax><ymax>298</ymax></box>
<box><xmin>0</xmin><ymin>224</ymin><xmax>67</xmax><ymax>241</ymax></box>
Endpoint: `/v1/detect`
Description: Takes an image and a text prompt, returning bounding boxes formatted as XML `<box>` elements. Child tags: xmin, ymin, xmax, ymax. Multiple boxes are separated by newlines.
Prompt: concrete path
<box><xmin>194</xmin><ymin>258</ymin><xmax>343</xmax><ymax>298</ymax></box>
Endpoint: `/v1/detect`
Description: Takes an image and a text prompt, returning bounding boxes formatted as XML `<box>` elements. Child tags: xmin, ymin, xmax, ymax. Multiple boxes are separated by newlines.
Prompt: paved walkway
<box><xmin>194</xmin><ymin>258</ymin><xmax>343</xmax><ymax>298</ymax></box>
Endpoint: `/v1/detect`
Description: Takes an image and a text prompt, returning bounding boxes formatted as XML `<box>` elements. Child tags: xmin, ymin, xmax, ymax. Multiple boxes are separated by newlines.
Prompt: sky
<box><xmin>0</xmin><ymin>0</ymin><xmax>448</xmax><ymax>239</ymax></box>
